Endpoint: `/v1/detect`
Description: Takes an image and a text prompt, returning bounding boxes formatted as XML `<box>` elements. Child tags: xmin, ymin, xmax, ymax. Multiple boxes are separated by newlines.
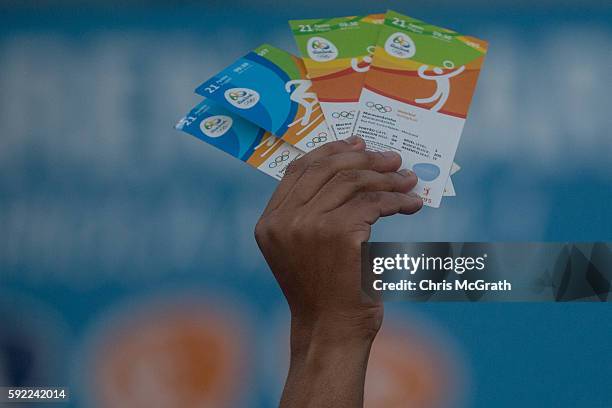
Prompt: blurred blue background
<box><xmin>1</xmin><ymin>1</ymin><xmax>611</xmax><ymax>407</ymax></box>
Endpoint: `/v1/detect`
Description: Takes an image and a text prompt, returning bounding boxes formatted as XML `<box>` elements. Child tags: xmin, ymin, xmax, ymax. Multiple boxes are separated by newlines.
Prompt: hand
<box><xmin>255</xmin><ymin>136</ymin><xmax>422</xmax><ymax>407</ymax></box>
<box><xmin>256</xmin><ymin>136</ymin><xmax>422</xmax><ymax>337</ymax></box>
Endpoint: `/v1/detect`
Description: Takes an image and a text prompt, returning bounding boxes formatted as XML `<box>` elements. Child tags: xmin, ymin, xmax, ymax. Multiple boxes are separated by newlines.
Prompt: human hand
<box><xmin>255</xmin><ymin>136</ymin><xmax>422</xmax><ymax>407</ymax></box>
<box><xmin>255</xmin><ymin>136</ymin><xmax>422</xmax><ymax>342</ymax></box>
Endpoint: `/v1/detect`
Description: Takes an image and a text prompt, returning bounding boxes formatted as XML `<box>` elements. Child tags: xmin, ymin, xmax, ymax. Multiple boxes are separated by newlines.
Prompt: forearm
<box><xmin>280</xmin><ymin>317</ymin><xmax>376</xmax><ymax>408</ymax></box>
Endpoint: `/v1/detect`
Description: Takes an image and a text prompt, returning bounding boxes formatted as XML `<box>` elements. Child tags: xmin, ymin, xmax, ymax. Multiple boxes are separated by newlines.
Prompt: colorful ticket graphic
<box><xmin>290</xmin><ymin>14</ymin><xmax>384</xmax><ymax>140</ymax></box>
<box><xmin>195</xmin><ymin>44</ymin><xmax>332</xmax><ymax>153</ymax></box>
<box><xmin>175</xmin><ymin>99</ymin><xmax>303</xmax><ymax>180</ymax></box>
<box><xmin>175</xmin><ymin>98</ymin><xmax>457</xmax><ymax>191</ymax></box>
<box><xmin>353</xmin><ymin>10</ymin><xmax>488</xmax><ymax>207</ymax></box>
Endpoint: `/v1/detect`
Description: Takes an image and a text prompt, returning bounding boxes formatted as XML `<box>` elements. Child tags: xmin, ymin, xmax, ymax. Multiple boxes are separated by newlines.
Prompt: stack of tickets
<box><xmin>176</xmin><ymin>10</ymin><xmax>487</xmax><ymax>208</ymax></box>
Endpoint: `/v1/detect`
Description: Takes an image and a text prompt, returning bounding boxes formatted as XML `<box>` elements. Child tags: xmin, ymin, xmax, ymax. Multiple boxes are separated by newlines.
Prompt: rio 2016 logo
<box><xmin>224</xmin><ymin>87</ymin><xmax>260</xmax><ymax>110</ymax></box>
<box><xmin>384</xmin><ymin>32</ymin><xmax>416</xmax><ymax>59</ymax></box>
<box><xmin>307</xmin><ymin>37</ymin><xmax>338</xmax><ymax>62</ymax></box>
<box><xmin>311</xmin><ymin>39</ymin><xmax>330</xmax><ymax>50</ymax></box>
<box><xmin>227</xmin><ymin>90</ymin><xmax>247</xmax><ymax>101</ymax></box>
<box><xmin>200</xmin><ymin>115</ymin><xmax>233</xmax><ymax>138</ymax></box>
<box><xmin>202</xmin><ymin>118</ymin><xmax>222</xmax><ymax>130</ymax></box>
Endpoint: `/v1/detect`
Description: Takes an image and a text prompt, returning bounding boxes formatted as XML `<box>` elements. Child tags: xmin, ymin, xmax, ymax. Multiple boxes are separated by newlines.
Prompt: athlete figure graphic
<box><xmin>415</xmin><ymin>61</ymin><xmax>465</xmax><ymax>112</ymax></box>
<box><xmin>285</xmin><ymin>79</ymin><xmax>319</xmax><ymax>126</ymax></box>
<box><xmin>350</xmin><ymin>45</ymin><xmax>376</xmax><ymax>73</ymax></box>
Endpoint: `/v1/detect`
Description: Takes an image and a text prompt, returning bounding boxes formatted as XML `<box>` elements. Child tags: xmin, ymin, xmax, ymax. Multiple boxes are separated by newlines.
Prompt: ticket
<box><xmin>289</xmin><ymin>14</ymin><xmax>384</xmax><ymax>140</ymax></box>
<box><xmin>444</xmin><ymin>178</ymin><xmax>456</xmax><ymax>197</ymax></box>
<box><xmin>176</xmin><ymin>99</ymin><xmax>458</xmax><ymax>191</ymax></box>
<box><xmin>353</xmin><ymin>10</ymin><xmax>488</xmax><ymax>207</ymax></box>
<box><xmin>443</xmin><ymin>162</ymin><xmax>461</xmax><ymax>197</ymax></box>
<box><xmin>195</xmin><ymin>44</ymin><xmax>333</xmax><ymax>153</ymax></box>
<box><xmin>175</xmin><ymin>99</ymin><xmax>304</xmax><ymax>180</ymax></box>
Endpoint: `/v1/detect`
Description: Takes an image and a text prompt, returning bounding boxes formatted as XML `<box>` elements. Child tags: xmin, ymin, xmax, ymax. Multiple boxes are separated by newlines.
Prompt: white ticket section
<box><xmin>291</xmin><ymin>118</ymin><xmax>335</xmax><ymax>153</ymax></box>
<box><xmin>443</xmin><ymin>162</ymin><xmax>460</xmax><ymax>197</ymax></box>
<box><xmin>443</xmin><ymin>177</ymin><xmax>456</xmax><ymax>197</ymax></box>
<box><xmin>353</xmin><ymin>88</ymin><xmax>464</xmax><ymax>208</ymax></box>
<box><xmin>256</xmin><ymin>141</ymin><xmax>304</xmax><ymax>180</ymax></box>
<box><xmin>320</xmin><ymin>101</ymin><xmax>359</xmax><ymax>140</ymax></box>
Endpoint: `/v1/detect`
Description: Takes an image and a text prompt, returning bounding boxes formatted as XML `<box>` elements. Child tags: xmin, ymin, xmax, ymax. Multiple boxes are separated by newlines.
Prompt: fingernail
<box><xmin>344</xmin><ymin>135</ymin><xmax>362</xmax><ymax>145</ymax></box>
<box><xmin>399</xmin><ymin>169</ymin><xmax>415</xmax><ymax>177</ymax></box>
<box><xmin>409</xmin><ymin>193</ymin><xmax>424</xmax><ymax>207</ymax></box>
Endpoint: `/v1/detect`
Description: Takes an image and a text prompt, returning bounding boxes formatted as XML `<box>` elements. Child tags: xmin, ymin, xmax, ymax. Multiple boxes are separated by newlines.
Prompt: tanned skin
<box><xmin>255</xmin><ymin>136</ymin><xmax>423</xmax><ymax>407</ymax></box>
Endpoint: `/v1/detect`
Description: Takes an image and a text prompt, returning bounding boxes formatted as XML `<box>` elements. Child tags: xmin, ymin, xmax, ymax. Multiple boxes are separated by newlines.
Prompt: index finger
<box><xmin>281</xmin><ymin>150</ymin><xmax>403</xmax><ymax>209</ymax></box>
<box><xmin>262</xmin><ymin>137</ymin><xmax>365</xmax><ymax>215</ymax></box>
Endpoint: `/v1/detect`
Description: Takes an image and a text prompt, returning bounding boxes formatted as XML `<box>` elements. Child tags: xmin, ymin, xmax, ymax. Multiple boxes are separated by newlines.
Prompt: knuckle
<box><xmin>305</xmin><ymin>158</ymin><xmax>326</xmax><ymax>173</ymax></box>
<box><xmin>255</xmin><ymin>213</ymin><xmax>286</xmax><ymax>244</ymax></box>
<box><xmin>254</xmin><ymin>218</ymin><xmax>269</xmax><ymax>242</ymax></box>
<box><xmin>368</xmin><ymin>152</ymin><xmax>385</xmax><ymax>168</ymax></box>
<box><xmin>366</xmin><ymin>151</ymin><xmax>383</xmax><ymax>168</ymax></box>
<box><xmin>335</xmin><ymin>169</ymin><xmax>361</xmax><ymax>184</ymax></box>
<box><xmin>321</xmin><ymin>140</ymin><xmax>349</xmax><ymax>154</ymax></box>
<box><xmin>382</xmin><ymin>173</ymin><xmax>399</xmax><ymax>189</ymax></box>
<box><xmin>283</xmin><ymin>159</ymin><xmax>302</xmax><ymax>177</ymax></box>
<box><xmin>360</xmin><ymin>191</ymin><xmax>382</xmax><ymax>204</ymax></box>
<box><xmin>348</xmin><ymin>150</ymin><xmax>370</xmax><ymax>166</ymax></box>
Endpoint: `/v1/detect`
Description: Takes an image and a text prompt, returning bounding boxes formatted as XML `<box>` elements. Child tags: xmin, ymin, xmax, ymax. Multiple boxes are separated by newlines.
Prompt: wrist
<box><xmin>289</xmin><ymin>317</ymin><xmax>375</xmax><ymax>380</ymax></box>
<box><xmin>289</xmin><ymin>311</ymin><xmax>381</xmax><ymax>359</ymax></box>
<box><xmin>281</xmin><ymin>312</ymin><xmax>378</xmax><ymax>407</ymax></box>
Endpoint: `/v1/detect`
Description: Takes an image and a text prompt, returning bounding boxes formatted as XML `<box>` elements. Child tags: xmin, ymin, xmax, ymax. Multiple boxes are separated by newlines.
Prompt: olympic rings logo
<box><xmin>332</xmin><ymin>111</ymin><xmax>355</xmax><ymax>119</ymax></box>
<box><xmin>269</xmin><ymin>150</ymin><xmax>291</xmax><ymax>168</ymax></box>
<box><xmin>306</xmin><ymin>132</ymin><xmax>328</xmax><ymax>149</ymax></box>
<box><xmin>366</xmin><ymin>102</ymin><xmax>392</xmax><ymax>113</ymax></box>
